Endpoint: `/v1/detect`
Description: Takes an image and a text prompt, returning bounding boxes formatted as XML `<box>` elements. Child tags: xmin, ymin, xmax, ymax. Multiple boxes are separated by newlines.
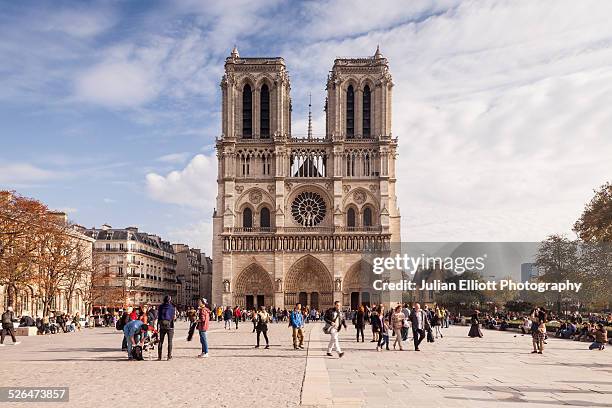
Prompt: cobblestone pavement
<box><xmin>0</xmin><ymin>320</ymin><xmax>311</xmax><ymax>408</ymax></box>
<box><xmin>1</xmin><ymin>322</ymin><xmax>610</xmax><ymax>407</ymax></box>
<box><xmin>304</xmin><ymin>324</ymin><xmax>612</xmax><ymax>407</ymax></box>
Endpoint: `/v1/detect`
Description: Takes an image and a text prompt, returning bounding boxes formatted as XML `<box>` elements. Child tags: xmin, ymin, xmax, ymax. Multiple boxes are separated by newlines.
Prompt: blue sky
<box><xmin>1</xmin><ymin>0</ymin><xmax>611</xmax><ymax>254</ymax></box>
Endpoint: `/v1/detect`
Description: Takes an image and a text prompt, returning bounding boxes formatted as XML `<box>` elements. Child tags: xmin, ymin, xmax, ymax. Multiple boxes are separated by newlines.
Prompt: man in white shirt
<box><xmin>324</xmin><ymin>301</ymin><xmax>346</xmax><ymax>358</ymax></box>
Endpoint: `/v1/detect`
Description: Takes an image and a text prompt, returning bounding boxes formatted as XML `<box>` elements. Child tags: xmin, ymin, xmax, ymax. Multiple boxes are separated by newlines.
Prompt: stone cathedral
<box><xmin>212</xmin><ymin>46</ymin><xmax>400</xmax><ymax>311</ymax></box>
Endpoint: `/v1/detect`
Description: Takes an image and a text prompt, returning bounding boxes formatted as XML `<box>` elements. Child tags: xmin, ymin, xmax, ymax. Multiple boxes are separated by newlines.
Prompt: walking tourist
<box><xmin>370</xmin><ymin>305</ymin><xmax>384</xmax><ymax>348</ymax></box>
<box><xmin>290</xmin><ymin>303</ymin><xmax>304</xmax><ymax>350</ymax></box>
<box><xmin>223</xmin><ymin>306</ymin><xmax>232</xmax><ymax>329</ymax></box>
<box><xmin>197</xmin><ymin>298</ymin><xmax>210</xmax><ymax>358</ymax></box>
<box><xmin>433</xmin><ymin>306</ymin><xmax>443</xmax><ymax>339</ymax></box>
<box><xmin>377</xmin><ymin>318</ymin><xmax>391</xmax><ymax>351</ymax></box>
<box><xmin>1</xmin><ymin>306</ymin><xmax>20</xmax><ymax>346</ymax></box>
<box><xmin>410</xmin><ymin>303</ymin><xmax>429</xmax><ymax>351</ymax></box>
<box><xmin>370</xmin><ymin>305</ymin><xmax>381</xmax><ymax>343</ymax></box>
<box><xmin>234</xmin><ymin>306</ymin><xmax>242</xmax><ymax>330</ymax></box>
<box><xmin>354</xmin><ymin>305</ymin><xmax>365</xmax><ymax>342</ymax></box>
<box><xmin>400</xmin><ymin>303</ymin><xmax>410</xmax><ymax>341</ymax></box>
<box><xmin>254</xmin><ymin>305</ymin><xmax>270</xmax><ymax>349</ymax></box>
<box><xmin>468</xmin><ymin>310</ymin><xmax>483</xmax><ymax>338</ymax></box>
<box><xmin>157</xmin><ymin>295</ymin><xmax>176</xmax><ymax>360</ymax></box>
<box><xmin>531</xmin><ymin>308</ymin><xmax>546</xmax><ymax>354</ymax></box>
<box><xmin>324</xmin><ymin>301</ymin><xmax>346</xmax><ymax>358</ymax></box>
<box><xmin>392</xmin><ymin>305</ymin><xmax>406</xmax><ymax>351</ymax></box>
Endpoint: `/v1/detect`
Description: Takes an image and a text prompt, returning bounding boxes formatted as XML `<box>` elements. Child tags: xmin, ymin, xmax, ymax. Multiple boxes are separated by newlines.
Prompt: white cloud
<box><xmin>145</xmin><ymin>154</ymin><xmax>218</xmax><ymax>252</ymax></box>
<box><xmin>145</xmin><ymin>153</ymin><xmax>217</xmax><ymax>210</ymax></box>
<box><xmin>0</xmin><ymin>163</ymin><xmax>62</xmax><ymax>185</ymax></box>
<box><xmin>156</xmin><ymin>152</ymin><xmax>190</xmax><ymax>164</ymax></box>
<box><xmin>103</xmin><ymin>198</ymin><xmax>116</xmax><ymax>204</ymax></box>
<box><xmin>41</xmin><ymin>8</ymin><xmax>117</xmax><ymax>38</ymax></box>
<box><xmin>142</xmin><ymin>1</ymin><xmax>612</xmax><ymax>247</ymax></box>
<box><xmin>75</xmin><ymin>60</ymin><xmax>161</xmax><ymax>108</ymax></box>
<box><xmin>166</xmin><ymin>220</ymin><xmax>213</xmax><ymax>256</ymax></box>
<box><xmin>280</xmin><ymin>0</ymin><xmax>612</xmax><ymax>242</ymax></box>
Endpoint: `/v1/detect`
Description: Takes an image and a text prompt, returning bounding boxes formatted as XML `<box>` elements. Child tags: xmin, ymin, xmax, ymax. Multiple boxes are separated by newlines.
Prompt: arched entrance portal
<box><xmin>343</xmin><ymin>260</ymin><xmax>379</xmax><ymax>310</ymax></box>
<box><xmin>285</xmin><ymin>255</ymin><xmax>333</xmax><ymax>311</ymax></box>
<box><xmin>234</xmin><ymin>263</ymin><xmax>274</xmax><ymax>309</ymax></box>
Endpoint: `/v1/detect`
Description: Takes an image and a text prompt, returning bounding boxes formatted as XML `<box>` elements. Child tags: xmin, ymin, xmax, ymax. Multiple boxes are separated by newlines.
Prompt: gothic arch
<box><xmin>343</xmin><ymin>260</ymin><xmax>379</xmax><ymax>309</ymax></box>
<box><xmin>236</xmin><ymin>187</ymin><xmax>274</xmax><ymax>209</ymax></box>
<box><xmin>342</xmin><ymin>187</ymin><xmax>378</xmax><ymax>211</ymax></box>
<box><xmin>242</xmin><ymin>82</ymin><xmax>253</xmax><ymax>138</ymax></box>
<box><xmin>358</xmin><ymin>78</ymin><xmax>375</xmax><ymax>92</ymax></box>
<box><xmin>362</xmin><ymin>204</ymin><xmax>374</xmax><ymax>227</ymax></box>
<box><xmin>342</xmin><ymin>77</ymin><xmax>359</xmax><ymax>91</ymax></box>
<box><xmin>233</xmin><ymin>263</ymin><xmax>274</xmax><ymax>308</ymax></box>
<box><xmin>345</xmin><ymin>204</ymin><xmax>358</xmax><ymax>228</ymax></box>
<box><xmin>254</xmin><ymin>75</ymin><xmax>274</xmax><ymax>90</ymax></box>
<box><xmin>284</xmin><ymin>255</ymin><xmax>334</xmax><ymax>310</ymax></box>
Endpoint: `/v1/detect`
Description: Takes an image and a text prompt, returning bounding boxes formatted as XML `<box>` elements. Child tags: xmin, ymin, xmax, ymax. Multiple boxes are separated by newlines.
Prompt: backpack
<box><xmin>116</xmin><ymin>314</ymin><xmax>127</xmax><ymax>331</ymax></box>
<box><xmin>2</xmin><ymin>311</ymin><xmax>12</xmax><ymax>324</ymax></box>
<box><xmin>131</xmin><ymin>345</ymin><xmax>143</xmax><ymax>361</ymax></box>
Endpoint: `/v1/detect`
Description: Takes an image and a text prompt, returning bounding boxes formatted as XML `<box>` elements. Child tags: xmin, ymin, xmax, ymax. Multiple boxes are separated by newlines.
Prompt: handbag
<box><xmin>323</xmin><ymin>323</ymin><xmax>332</xmax><ymax>334</ymax></box>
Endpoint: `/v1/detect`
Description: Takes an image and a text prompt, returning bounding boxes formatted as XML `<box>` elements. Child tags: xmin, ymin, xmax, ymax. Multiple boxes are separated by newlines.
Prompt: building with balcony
<box><xmin>173</xmin><ymin>244</ymin><xmax>212</xmax><ymax>309</ymax></box>
<box><xmin>83</xmin><ymin>225</ymin><xmax>177</xmax><ymax>308</ymax></box>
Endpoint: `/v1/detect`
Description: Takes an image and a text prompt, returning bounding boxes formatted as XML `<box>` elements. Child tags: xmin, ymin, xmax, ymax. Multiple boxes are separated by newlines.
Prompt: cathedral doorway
<box><xmin>234</xmin><ymin>264</ymin><xmax>274</xmax><ymax>309</ymax></box>
<box><xmin>285</xmin><ymin>255</ymin><xmax>333</xmax><ymax>311</ymax></box>
<box><xmin>344</xmin><ymin>260</ymin><xmax>379</xmax><ymax>310</ymax></box>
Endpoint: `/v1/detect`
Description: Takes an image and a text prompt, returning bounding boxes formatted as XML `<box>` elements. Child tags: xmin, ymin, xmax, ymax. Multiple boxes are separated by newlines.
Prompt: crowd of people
<box><xmin>468</xmin><ymin>308</ymin><xmax>611</xmax><ymax>353</ymax></box>
<box><xmin>1</xmin><ymin>307</ymin><xmax>86</xmax><ymax>345</ymax></box>
<box><xmin>3</xmin><ymin>300</ymin><xmax>609</xmax><ymax>357</ymax></box>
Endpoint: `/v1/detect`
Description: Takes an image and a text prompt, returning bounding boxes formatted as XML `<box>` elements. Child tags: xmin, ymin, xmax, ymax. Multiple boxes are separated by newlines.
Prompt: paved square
<box><xmin>1</xmin><ymin>322</ymin><xmax>610</xmax><ymax>407</ymax></box>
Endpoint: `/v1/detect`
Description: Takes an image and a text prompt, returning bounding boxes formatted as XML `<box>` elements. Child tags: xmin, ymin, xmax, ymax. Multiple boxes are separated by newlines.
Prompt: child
<box><xmin>377</xmin><ymin>320</ymin><xmax>391</xmax><ymax>351</ymax></box>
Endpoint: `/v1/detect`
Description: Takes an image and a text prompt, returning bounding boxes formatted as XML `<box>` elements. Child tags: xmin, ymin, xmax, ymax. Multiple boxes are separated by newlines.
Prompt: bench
<box><xmin>15</xmin><ymin>327</ymin><xmax>38</xmax><ymax>336</ymax></box>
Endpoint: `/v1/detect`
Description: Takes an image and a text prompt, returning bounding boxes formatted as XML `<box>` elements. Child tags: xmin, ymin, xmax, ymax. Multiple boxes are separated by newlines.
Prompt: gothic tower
<box><xmin>212</xmin><ymin>47</ymin><xmax>400</xmax><ymax>310</ymax></box>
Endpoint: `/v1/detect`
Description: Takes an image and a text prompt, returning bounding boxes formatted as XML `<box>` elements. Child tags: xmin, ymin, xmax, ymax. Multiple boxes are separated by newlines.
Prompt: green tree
<box><xmin>535</xmin><ymin>235</ymin><xmax>579</xmax><ymax>314</ymax></box>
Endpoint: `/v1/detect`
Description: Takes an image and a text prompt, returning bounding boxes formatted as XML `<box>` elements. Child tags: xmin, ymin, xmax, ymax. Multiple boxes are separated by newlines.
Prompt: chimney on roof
<box><xmin>101</xmin><ymin>223</ymin><xmax>112</xmax><ymax>230</ymax></box>
<box><xmin>48</xmin><ymin>211</ymin><xmax>68</xmax><ymax>224</ymax></box>
<box><xmin>126</xmin><ymin>226</ymin><xmax>139</xmax><ymax>232</ymax></box>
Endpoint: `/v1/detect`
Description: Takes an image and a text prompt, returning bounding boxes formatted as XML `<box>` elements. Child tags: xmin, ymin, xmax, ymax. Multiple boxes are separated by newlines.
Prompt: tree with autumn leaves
<box><xmin>0</xmin><ymin>191</ymin><xmax>94</xmax><ymax>316</ymax></box>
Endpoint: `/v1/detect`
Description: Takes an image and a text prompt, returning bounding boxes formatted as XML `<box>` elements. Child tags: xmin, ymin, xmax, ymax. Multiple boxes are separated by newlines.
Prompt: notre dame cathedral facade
<box><xmin>212</xmin><ymin>46</ymin><xmax>400</xmax><ymax>311</ymax></box>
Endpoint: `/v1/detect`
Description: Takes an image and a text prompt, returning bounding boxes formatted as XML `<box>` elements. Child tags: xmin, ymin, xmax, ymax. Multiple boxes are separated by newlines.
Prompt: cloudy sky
<box><xmin>1</xmin><ymin>0</ymin><xmax>611</xmax><ymax>254</ymax></box>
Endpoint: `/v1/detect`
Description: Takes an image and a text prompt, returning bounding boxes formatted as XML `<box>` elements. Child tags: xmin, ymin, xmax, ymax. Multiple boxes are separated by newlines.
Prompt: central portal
<box><xmin>285</xmin><ymin>255</ymin><xmax>333</xmax><ymax>311</ymax></box>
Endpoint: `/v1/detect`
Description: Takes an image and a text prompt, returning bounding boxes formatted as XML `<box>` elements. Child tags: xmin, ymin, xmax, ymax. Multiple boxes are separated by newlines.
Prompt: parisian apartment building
<box><xmin>172</xmin><ymin>244</ymin><xmax>213</xmax><ymax>308</ymax></box>
<box><xmin>83</xmin><ymin>225</ymin><xmax>178</xmax><ymax>308</ymax></box>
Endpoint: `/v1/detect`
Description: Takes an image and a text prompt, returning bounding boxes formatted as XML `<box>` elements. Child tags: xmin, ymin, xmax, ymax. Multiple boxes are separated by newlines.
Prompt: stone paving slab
<box><xmin>313</xmin><ymin>325</ymin><xmax>612</xmax><ymax>407</ymax></box>
<box><xmin>0</xmin><ymin>320</ymin><xmax>311</xmax><ymax>408</ymax></box>
<box><xmin>1</xmin><ymin>321</ymin><xmax>610</xmax><ymax>407</ymax></box>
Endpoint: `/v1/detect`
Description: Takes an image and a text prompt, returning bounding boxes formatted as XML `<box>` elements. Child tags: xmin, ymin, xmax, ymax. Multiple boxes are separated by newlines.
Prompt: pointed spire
<box><xmin>374</xmin><ymin>44</ymin><xmax>382</xmax><ymax>59</ymax></box>
<box><xmin>307</xmin><ymin>93</ymin><xmax>313</xmax><ymax>140</ymax></box>
<box><xmin>230</xmin><ymin>45</ymin><xmax>239</xmax><ymax>58</ymax></box>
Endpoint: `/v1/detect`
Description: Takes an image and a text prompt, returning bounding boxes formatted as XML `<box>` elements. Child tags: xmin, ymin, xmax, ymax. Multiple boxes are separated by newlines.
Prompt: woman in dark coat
<box><xmin>468</xmin><ymin>310</ymin><xmax>483</xmax><ymax>338</ymax></box>
<box><xmin>354</xmin><ymin>306</ymin><xmax>366</xmax><ymax>342</ymax></box>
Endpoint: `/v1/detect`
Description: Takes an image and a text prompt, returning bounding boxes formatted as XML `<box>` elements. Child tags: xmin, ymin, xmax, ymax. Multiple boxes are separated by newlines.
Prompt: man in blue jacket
<box><xmin>290</xmin><ymin>303</ymin><xmax>304</xmax><ymax>350</ymax></box>
<box><xmin>123</xmin><ymin>319</ymin><xmax>147</xmax><ymax>360</ymax></box>
<box><xmin>157</xmin><ymin>295</ymin><xmax>176</xmax><ymax>360</ymax></box>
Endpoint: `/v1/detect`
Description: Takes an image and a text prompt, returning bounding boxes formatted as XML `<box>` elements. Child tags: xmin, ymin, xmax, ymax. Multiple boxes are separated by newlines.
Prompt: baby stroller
<box><xmin>141</xmin><ymin>326</ymin><xmax>160</xmax><ymax>360</ymax></box>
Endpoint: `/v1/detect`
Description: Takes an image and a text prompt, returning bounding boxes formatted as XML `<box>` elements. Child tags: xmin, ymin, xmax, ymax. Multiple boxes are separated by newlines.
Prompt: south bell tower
<box><xmin>212</xmin><ymin>47</ymin><xmax>400</xmax><ymax>310</ymax></box>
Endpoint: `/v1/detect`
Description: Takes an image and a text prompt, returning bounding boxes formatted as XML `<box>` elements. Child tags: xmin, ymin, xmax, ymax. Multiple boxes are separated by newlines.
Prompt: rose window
<box><xmin>291</xmin><ymin>191</ymin><xmax>327</xmax><ymax>226</ymax></box>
